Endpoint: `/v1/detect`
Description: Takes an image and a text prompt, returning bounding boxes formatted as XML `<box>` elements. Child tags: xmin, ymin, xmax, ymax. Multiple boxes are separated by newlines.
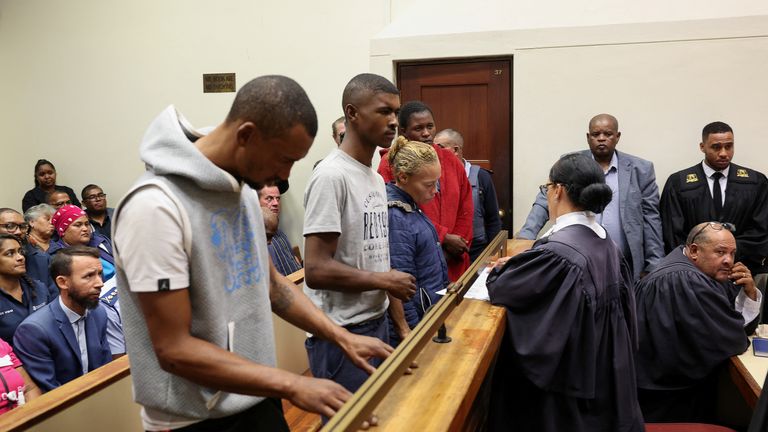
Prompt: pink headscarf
<box><xmin>52</xmin><ymin>205</ymin><xmax>86</xmax><ymax>236</ymax></box>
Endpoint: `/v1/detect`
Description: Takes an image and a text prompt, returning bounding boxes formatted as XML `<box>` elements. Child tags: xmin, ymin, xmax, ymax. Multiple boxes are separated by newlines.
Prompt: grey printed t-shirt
<box><xmin>303</xmin><ymin>149</ymin><xmax>390</xmax><ymax>326</ymax></box>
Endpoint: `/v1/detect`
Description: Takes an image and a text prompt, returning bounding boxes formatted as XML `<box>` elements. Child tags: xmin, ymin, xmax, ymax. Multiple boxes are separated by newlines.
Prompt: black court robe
<box><xmin>660</xmin><ymin>162</ymin><xmax>768</xmax><ymax>272</ymax></box>
<box><xmin>635</xmin><ymin>246</ymin><xmax>754</xmax><ymax>423</ymax></box>
<box><xmin>487</xmin><ymin>225</ymin><xmax>643</xmax><ymax>432</ymax></box>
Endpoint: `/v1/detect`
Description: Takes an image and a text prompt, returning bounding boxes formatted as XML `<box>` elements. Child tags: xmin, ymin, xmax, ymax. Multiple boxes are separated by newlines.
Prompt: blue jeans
<box><xmin>305</xmin><ymin>314</ymin><xmax>388</xmax><ymax>393</ymax></box>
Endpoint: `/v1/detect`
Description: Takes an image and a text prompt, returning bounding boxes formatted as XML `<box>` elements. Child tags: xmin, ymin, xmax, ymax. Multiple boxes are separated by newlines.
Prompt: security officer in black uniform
<box><xmin>660</xmin><ymin>121</ymin><xmax>768</xmax><ymax>313</ymax></box>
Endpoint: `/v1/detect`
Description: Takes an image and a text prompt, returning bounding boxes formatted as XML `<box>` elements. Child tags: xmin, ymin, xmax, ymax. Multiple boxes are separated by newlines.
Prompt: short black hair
<box><xmin>550</xmin><ymin>153</ymin><xmax>613</xmax><ymax>214</ymax></box>
<box><xmin>398</xmin><ymin>101</ymin><xmax>433</xmax><ymax>130</ymax></box>
<box><xmin>702</xmin><ymin>121</ymin><xmax>733</xmax><ymax>141</ymax></box>
<box><xmin>341</xmin><ymin>73</ymin><xmax>399</xmax><ymax>114</ymax></box>
<box><xmin>226</xmin><ymin>75</ymin><xmax>318</xmax><ymax>139</ymax></box>
<box><xmin>33</xmin><ymin>159</ymin><xmax>55</xmax><ymax>187</ymax></box>
<box><xmin>81</xmin><ymin>184</ymin><xmax>102</xmax><ymax>200</ymax></box>
<box><xmin>50</xmin><ymin>245</ymin><xmax>101</xmax><ymax>282</ymax></box>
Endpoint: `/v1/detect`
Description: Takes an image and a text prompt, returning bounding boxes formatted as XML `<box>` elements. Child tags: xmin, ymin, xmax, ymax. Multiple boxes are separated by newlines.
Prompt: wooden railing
<box><xmin>0</xmin><ymin>268</ymin><xmax>307</xmax><ymax>431</ymax></box>
<box><xmin>0</xmin><ymin>356</ymin><xmax>131</xmax><ymax>431</ymax></box>
<box><xmin>321</xmin><ymin>231</ymin><xmax>509</xmax><ymax>431</ymax></box>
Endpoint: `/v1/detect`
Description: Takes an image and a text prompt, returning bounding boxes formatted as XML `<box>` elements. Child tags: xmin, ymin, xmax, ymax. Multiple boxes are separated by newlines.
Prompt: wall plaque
<box><xmin>203</xmin><ymin>73</ymin><xmax>236</xmax><ymax>93</ymax></box>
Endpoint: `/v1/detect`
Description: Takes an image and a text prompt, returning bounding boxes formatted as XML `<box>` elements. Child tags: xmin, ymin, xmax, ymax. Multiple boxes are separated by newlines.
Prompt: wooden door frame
<box><xmin>394</xmin><ymin>56</ymin><xmax>514</xmax><ymax>226</ymax></box>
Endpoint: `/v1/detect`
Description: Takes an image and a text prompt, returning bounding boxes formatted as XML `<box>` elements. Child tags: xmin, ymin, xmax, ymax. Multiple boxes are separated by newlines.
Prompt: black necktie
<box><xmin>712</xmin><ymin>171</ymin><xmax>723</xmax><ymax>219</ymax></box>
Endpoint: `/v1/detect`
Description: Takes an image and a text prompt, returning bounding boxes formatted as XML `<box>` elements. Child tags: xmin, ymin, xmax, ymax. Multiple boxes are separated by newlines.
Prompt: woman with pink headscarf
<box><xmin>47</xmin><ymin>205</ymin><xmax>115</xmax><ymax>281</ymax></box>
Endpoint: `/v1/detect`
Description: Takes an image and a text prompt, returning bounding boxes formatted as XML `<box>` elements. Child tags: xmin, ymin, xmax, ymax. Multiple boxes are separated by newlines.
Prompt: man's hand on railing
<box><xmin>335</xmin><ymin>330</ymin><xmax>394</xmax><ymax>375</ymax></box>
<box><xmin>286</xmin><ymin>375</ymin><xmax>351</xmax><ymax>418</ymax></box>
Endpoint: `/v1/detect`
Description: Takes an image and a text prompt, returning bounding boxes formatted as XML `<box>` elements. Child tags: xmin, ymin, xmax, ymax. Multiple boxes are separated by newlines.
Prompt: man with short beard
<box><xmin>13</xmin><ymin>246</ymin><xmax>112</xmax><ymax>392</ymax></box>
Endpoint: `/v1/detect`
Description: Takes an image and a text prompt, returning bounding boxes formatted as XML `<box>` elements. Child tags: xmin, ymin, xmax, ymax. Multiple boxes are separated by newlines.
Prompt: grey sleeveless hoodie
<box><xmin>113</xmin><ymin>106</ymin><xmax>276</xmax><ymax>420</ymax></box>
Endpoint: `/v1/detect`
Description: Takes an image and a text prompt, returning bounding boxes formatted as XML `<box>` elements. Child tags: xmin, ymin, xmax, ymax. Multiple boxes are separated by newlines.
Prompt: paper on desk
<box><xmin>436</xmin><ymin>267</ymin><xmax>491</xmax><ymax>301</ymax></box>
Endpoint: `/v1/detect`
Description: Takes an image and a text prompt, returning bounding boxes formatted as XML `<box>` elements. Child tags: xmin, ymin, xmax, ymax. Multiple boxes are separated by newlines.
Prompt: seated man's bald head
<box><xmin>685</xmin><ymin>222</ymin><xmax>737</xmax><ymax>282</ymax></box>
<box><xmin>226</xmin><ymin>75</ymin><xmax>317</xmax><ymax>139</ymax></box>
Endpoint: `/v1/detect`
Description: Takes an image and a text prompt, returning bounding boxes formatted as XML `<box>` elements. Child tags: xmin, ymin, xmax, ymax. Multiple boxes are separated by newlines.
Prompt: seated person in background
<box><xmin>635</xmin><ymin>221</ymin><xmax>760</xmax><ymax>423</ymax></box>
<box><xmin>261</xmin><ymin>206</ymin><xmax>279</xmax><ymax>242</ymax></box>
<box><xmin>97</xmin><ymin>277</ymin><xmax>124</xmax><ymax>358</ymax></box>
<box><xmin>257</xmin><ymin>185</ymin><xmax>302</xmax><ymax>276</ymax></box>
<box><xmin>46</xmin><ymin>190</ymin><xmax>72</xmax><ymax>210</ymax></box>
<box><xmin>22</xmin><ymin>159</ymin><xmax>81</xmax><ymax>212</ymax></box>
<box><xmin>49</xmin><ymin>205</ymin><xmax>115</xmax><ymax>281</ymax></box>
<box><xmin>434</xmin><ymin>128</ymin><xmax>501</xmax><ymax>262</ymax></box>
<box><xmin>385</xmin><ymin>136</ymin><xmax>448</xmax><ymax>346</ymax></box>
<box><xmin>14</xmin><ymin>246</ymin><xmax>112</xmax><ymax>392</ymax></box>
<box><xmin>0</xmin><ymin>208</ymin><xmax>54</xmax><ymax>294</ymax></box>
<box><xmin>0</xmin><ymin>234</ymin><xmax>54</xmax><ymax>347</ymax></box>
<box><xmin>81</xmin><ymin>184</ymin><xmax>114</xmax><ymax>241</ymax></box>
<box><xmin>24</xmin><ymin>204</ymin><xmax>55</xmax><ymax>253</ymax></box>
<box><xmin>486</xmin><ymin>154</ymin><xmax>643</xmax><ymax>432</ymax></box>
<box><xmin>378</xmin><ymin>101</ymin><xmax>473</xmax><ymax>281</ymax></box>
<box><xmin>313</xmin><ymin>116</ymin><xmax>346</xmax><ymax>169</ymax></box>
<box><xmin>517</xmin><ymin>114</ymin><xmax>664</xmax><ymax>281</ymax></box>
<box><xmin>0</xmin><ymin>337</ymin><xmax>40</xmax><ymax>414</ymax></box>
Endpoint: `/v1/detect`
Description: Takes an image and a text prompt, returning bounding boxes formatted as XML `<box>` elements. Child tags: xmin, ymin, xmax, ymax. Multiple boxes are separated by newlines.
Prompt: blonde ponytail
<box><xmin>388</xmin><ymin>136</ymin><xmax>438</xmax><ymax>177</ymax></box>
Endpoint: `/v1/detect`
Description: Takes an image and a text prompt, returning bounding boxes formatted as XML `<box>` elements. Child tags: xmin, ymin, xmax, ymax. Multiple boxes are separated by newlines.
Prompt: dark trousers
<box><xmin>305</xmin><ymin>314</ymin><xmax>388</xmax><ymax>393</ymax></box>
<box><xmin>167</xmin><ymin>398</ymin><xmax>288</xmax><ymax>432</ymax></box>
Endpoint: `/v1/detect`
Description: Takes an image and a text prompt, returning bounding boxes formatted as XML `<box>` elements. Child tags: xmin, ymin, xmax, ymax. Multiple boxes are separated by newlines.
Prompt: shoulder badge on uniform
<box><xmin>737</xmin><ymin>168</ymin><xmax>749</xmax><ymax>178</ymax></box>
<box><xmin>388</xmin><ymin>200</ymin><xmax>413</xmax><ymax>212</ymax></box>
<box><xmin>686</xmin><ymin>173</ymin><xmax>699</xmax><ymax>183</ymax></box>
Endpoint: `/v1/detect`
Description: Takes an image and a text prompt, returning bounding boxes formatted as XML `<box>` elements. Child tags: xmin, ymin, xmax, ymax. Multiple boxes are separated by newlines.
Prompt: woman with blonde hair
<box><xmin>386</xmin><ymin>136</ymin><xmax>449</xmax><ymax>346</ymax></box>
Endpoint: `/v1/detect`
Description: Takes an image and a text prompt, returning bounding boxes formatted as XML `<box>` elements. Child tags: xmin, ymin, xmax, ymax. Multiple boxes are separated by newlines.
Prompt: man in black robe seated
<box><xmin>635</xmin><ymin>221</ymin><xmax>761</xmax><ymax>423</ymax></box>
<box><xmin>660</xmin><ymin>121</ymin><xmax>768</xmax><ymax>277</ymax></box>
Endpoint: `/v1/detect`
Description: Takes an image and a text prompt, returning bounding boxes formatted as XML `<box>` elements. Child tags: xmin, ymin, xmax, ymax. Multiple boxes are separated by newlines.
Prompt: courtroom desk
<box><xmin>730</xmin><ymin>339</ymin><xmax>768</xmax><ymax>409</ymax></box>
<box><xmin>364</xmin><ymin>298</ymin><xmax>505</xmax><ymax>431</ymax></box>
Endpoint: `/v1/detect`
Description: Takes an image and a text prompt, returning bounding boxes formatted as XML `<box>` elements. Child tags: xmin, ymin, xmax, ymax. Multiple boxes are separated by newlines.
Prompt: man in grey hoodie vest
<box><xmin>113</xmin><ymin>76</ymin><xmax>393</xmax><ymax>431</ymax></box>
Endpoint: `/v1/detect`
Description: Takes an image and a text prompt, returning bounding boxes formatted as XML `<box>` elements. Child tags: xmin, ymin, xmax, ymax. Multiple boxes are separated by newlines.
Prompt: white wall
<box><xmin>0</xmin><ymin>0</ymin><xmax>391</xmax><ymax>374</ymax></box>
<box><xmin>371</xmin><ymin>7</ymin><xmax>768</xmax><ymax>233</ymax></box>
<box><xmin>0</xmin><ymin>0</ymin><xmax>391</xmax><ymax>247</ymax></box>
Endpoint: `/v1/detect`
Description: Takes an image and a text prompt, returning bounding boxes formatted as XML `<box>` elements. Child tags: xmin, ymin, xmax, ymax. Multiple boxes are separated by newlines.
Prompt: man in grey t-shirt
<box><xmin>304</xmin><ymin>73</ymin><xmax>416</xmax><ymax>394</ymax></box>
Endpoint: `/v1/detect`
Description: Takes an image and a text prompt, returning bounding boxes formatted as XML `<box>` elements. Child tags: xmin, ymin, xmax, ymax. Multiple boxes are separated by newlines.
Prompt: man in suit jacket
<box><xmin>13</xmin><ymin>246</ymin><xmax>112</xmax><ymax>392</ymax></box>
<box><xmin>518</xmin><ymin>114</ymin><xmax>664</xmax><ymax>280</ymax></box>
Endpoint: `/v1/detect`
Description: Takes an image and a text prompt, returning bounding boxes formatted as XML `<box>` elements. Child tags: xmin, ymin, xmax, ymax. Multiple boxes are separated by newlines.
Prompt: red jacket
<box><xmin>379</xmin><ymin>144</ymin><xmax>473</xmax><ymax>281</ymax></box>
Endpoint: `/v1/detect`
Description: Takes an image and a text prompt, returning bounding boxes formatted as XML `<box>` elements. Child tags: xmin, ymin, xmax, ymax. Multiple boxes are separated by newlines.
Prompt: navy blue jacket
<box><xmin>48</xmin><ymin>233</ymin><xmax>114</xmax><ymax>264</ymax></box>
<box><xmin>386</xmin><ymin>183</ymin><xmax>449</xmax><ymax>327</ymax></box>
<box><xmin>13</xmin><ymin>299</ymin><xmax>112</xmax><ymax>392</ymax></box>
<box><xmin>0</xmin><ymin>277</ymin><xmax>53</xmax><ymax>347</ymax></box>
<box><xmin>23</xmin><ymin>244</ymin><xmax>58</xmax><ymax>298</ymax></box>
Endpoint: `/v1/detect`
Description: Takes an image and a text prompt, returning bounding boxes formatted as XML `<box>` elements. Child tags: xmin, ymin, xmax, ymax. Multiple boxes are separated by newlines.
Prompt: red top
<box><xmin>379</xmin><ymin>144</ymin><xmax>474</xmax><ymax>281</ymax></box>
<box><xmin>0</xmin><ymin>338</ymin><xmax>24</xmax><ymax>414</ymax></box>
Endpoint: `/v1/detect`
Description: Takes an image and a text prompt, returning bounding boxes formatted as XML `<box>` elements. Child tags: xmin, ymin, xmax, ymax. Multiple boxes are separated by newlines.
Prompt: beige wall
<box><xmin>30</xmin><ymin>376</ymin><xmax>142</xmax><ymax>432</ymax></box>
<box><xmin>370</xmin><ymin>14</ymin><xmax>768</xmax><ymax>232</ymax></box>
<box><xmin>0</xmin><ymin>0</ymin><xmax>391</xmax><ymax>376</ymax></box>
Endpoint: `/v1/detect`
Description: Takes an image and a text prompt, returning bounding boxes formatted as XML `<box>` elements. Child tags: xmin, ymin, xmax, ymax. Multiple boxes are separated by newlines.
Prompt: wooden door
<box><xmin>397</xmin><ymin>58</ymin><xmax>512</xmax><ymax>228</ymax></box>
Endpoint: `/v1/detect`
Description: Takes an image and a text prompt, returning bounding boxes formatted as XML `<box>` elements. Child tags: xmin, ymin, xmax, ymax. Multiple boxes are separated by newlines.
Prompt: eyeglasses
<box><xmin>539</xmin><ymin>182</ymin><xmax>558</xmax><ymax>194</ymax></box>
<box><xmin>689</xmin><ymin>222</ymin><xmax>736</xmax><ymax>244</ymax></box>
<box><xmin>1</xmin><ymin>223</ymin><xmax>29</xmax><ymax>232</ymax></box>
<box><xmin>84</xmin><ymin>193</ymin><xmax>107</xmax><ymax>201</ymax></box>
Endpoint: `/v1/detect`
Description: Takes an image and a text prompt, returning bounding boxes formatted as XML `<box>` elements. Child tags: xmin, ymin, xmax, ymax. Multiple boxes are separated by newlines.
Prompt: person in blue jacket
<box><xmin>386</xmin><ymin>136</ymin><xmax>449</xmax><ymax>346</ymax></box>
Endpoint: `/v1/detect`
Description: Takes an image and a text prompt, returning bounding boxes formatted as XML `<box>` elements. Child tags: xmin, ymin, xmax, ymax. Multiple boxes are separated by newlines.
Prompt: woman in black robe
<box><xmin>487</xmin><ymin>153</ymin><xmax>644</xmax><ymax>432</ymax></box>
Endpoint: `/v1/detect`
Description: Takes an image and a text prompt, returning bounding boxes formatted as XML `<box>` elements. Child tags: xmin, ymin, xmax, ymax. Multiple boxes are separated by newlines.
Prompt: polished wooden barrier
<box><xmin>0</xmin><ymin>268</ymin><xmax>308</xmax><ymax>431</ymax></box>
<box><xmin>321</xmin><ymin>231</ymin><xmax>509</xmax><ymax>431</ymax></box>
<box><xmin>0</xmin><ymin>356</ymin><xmax>132</xmax><ymax>431</ymax></box>
<box><xmin>729</xmin><ymin>340</ymin><xmax>768</xmax><ymax>409</ymax></box>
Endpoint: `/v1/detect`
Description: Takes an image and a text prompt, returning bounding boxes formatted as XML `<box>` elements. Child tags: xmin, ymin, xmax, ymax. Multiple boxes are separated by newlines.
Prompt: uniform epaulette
<box><xmin>388</xmin><ymin>200</ymin><xmax>414</xmax><ymax>212</ymax></box>
<box><xmin>100</xmin><ymin>286</ymin><xmax>119</xmax><ymax>307</ymax></box>
<box><xmin>683</xmin><ymin>172</ymin><xmax>701</xmax><ymax>184</ymax></box>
